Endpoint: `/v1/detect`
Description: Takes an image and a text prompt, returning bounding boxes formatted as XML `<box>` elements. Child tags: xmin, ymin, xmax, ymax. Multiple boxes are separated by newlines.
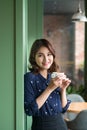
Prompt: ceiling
<box><xmin>44</xmin><ymin>0</ymin><xmax>85</xmax><ymax>14</ymax></box>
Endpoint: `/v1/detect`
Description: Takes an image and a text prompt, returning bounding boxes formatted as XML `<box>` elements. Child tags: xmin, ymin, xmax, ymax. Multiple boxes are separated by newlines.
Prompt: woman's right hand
<box><xmin>48</xmin><ymin>77</ymin><xmax>62</xmax><ymax>92</ymax></box>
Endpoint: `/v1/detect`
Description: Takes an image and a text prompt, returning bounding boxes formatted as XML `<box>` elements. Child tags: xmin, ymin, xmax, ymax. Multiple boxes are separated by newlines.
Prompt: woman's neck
<box><xmin>39</xmin><ymin>70</ymin><xmax>48</xmax><ymax>79</ymax></box>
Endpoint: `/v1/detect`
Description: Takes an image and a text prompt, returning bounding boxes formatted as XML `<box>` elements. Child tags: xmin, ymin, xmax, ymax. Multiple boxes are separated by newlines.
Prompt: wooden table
<box><xmin>67</xmin><ymin>102</ymin><xmax>87</xmax><ymax>113</ymax></box>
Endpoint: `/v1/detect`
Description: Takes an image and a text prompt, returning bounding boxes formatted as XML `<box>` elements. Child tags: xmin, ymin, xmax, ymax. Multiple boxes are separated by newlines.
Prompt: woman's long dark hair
<box><xmin>29</xmin><ymin>39</ymin><xmax>59</xmax><ymax>73</ymax></box>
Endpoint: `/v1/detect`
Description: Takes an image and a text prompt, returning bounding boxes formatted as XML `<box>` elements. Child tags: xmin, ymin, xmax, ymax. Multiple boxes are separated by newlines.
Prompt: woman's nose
<box><xmin>44</xmin><ymin>56</ymin><xmax>48</xmax><ymax>62</ymax></box>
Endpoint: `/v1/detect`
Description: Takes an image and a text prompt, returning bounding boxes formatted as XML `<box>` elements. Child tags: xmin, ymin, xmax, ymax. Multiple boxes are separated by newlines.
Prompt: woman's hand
<box><xmin>51</xmin><ymin>72</ymin><xmax>71</xmax><ymax>91</ymax></box>
<box><xmin>48</xmin><ymin>77</ymin><xmax>62</xmax><ymax>92</ymax></box>
<box><xmin>60</xmin><ymin>78</ymin><xmax>71</xmax><ymax>91</ymax></box>
<box><xmin>48</xmin><ymin>72</ymin><xmax>71</xmax><ymax>92</ymax></box>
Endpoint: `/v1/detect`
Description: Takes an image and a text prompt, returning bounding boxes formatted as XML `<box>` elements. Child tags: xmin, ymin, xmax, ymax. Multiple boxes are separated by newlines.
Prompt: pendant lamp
<box><xmin>72</xmin><ymin>1</ymin><xmax>87</xmax><ymax>22</ymax></box>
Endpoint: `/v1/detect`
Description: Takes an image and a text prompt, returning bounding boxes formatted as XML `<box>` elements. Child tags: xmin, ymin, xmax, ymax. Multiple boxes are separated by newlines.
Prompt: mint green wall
<box><xmin>27</xmin><ymin>0</ymin><xmax>43</xmax><ymax>129</ymax></box>
<box><xmin>15</xmin><ymin>0</ymin><xmax>28</xmax><ymax>130</ymax></box>
<box><xmin>0</xmin><ymin>0</ymin><xmax>15</xmax><ymax>129</ymax></box>
<box><xmin>28</xmin><ymin>0</ymin><xmax>43</xmax><ymax>56</ymax></box>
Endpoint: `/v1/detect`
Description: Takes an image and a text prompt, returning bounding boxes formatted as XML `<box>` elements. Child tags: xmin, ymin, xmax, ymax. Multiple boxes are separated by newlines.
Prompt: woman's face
<box><xmin>35</xmin><ymin>46</ymin><xmax>53</xmax><ymax>71</ymax></box>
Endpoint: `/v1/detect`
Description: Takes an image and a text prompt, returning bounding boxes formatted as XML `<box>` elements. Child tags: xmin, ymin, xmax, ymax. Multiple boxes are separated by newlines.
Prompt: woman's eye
<box><xmin>48</xmin><ymin>53</ymin><xmax>52</xmax><ymax>56</ymax></box>
<box><xmin>38</xmin><ymin>54</ymin><xmax>42</xmax><ymax>57</ymax></box>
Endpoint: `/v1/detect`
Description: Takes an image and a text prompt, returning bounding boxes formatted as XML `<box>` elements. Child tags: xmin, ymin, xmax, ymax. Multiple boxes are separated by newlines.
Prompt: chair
<box><xmin>67</xmin><ymin>94</ymin><xmax>85</xmax><ymax>102</ymax></box>
<box><xmin>66</xmin><ymin>110</ymin><xmax>87</xmax><ymax>130</ymax></box>
<box><xmin>64</xmin><ymin>94</ymin><xmax>85</xmax><ymax>120</ymax></box>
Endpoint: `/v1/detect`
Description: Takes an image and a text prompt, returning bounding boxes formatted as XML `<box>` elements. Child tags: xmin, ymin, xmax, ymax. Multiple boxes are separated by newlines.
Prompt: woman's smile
<box><xmin>42</xmin><ymin>62</ymin><xmax>50</xmax><ymax>66</ymax></box>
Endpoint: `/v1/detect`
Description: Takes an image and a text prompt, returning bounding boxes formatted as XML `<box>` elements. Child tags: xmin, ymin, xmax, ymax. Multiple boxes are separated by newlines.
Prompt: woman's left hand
<box><xmin>60</xmin><ymin>78</ymin><xmax>71</xmax><ymax>90</ymax></box>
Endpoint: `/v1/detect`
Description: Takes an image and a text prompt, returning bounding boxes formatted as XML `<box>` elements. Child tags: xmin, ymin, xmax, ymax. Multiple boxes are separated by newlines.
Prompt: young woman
<box><xmin>24</xmin><ymin>39</ymin><xmax>71</xmax><ymax>130</ymax></box>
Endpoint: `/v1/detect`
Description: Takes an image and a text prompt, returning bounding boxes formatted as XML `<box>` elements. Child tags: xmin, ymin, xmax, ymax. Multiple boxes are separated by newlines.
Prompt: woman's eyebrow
<box><xmin>37</xmin><ymin>52</ymin><xmax>43</xmax><ymax>55</ymax></box>
<box><xmin>36</xmin><ymin>51</ymin><xmax>51</xmax><ymax>55</ymax></box>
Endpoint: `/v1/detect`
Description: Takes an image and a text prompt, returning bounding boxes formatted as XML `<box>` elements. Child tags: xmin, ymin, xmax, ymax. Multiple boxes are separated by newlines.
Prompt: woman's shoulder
<box><xmin>24</xmin><ymin>72</ymin><xmax>37</xmax><ymax>80</ymax></box>
<box><xmin>24</xmin><ymin>71</ymin><xmax>35</xmax><ymax>77</ymax></box>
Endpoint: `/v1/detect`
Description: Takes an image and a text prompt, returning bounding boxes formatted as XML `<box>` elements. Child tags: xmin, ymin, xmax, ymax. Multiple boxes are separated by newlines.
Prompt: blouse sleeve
<box><xmin>62</xmin><ymin>99</ymin><xmax>71</xmax><ymax>113</ymax></box>
<box><xmin>24</xmin><ymin>73</ymin><xmax>39</xmax><ymax>116</ymax></box>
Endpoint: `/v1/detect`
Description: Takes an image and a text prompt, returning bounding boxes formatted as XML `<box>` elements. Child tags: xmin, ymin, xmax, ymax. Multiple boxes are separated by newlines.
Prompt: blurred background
<box><xmin>43</xmin><ymin>0</ymin><xmax>85</xmax><ymax>95</ymax></box>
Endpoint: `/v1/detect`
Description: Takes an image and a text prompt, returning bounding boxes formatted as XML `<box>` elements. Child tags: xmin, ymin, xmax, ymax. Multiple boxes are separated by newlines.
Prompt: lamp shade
<box><xmin>72</xmin><ymin>3</ymin><xmax>87</xmax><ymax>22</ymax></box>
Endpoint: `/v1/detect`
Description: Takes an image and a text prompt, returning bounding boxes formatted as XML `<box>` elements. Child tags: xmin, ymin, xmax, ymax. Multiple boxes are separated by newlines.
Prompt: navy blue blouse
<box><xmin>24</xmin><ymin>72</ymin><xmax>71</xmax><ymax>116</ymax></box>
